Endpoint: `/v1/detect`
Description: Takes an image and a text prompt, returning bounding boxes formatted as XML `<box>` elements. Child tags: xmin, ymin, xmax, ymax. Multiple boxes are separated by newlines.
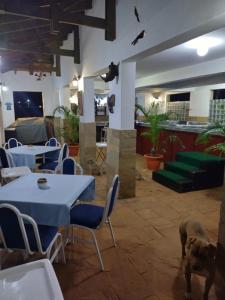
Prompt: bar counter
<box><xmin>136</xmin><ymin>122</ymin><xmax>224</xmax><ymax>162</ymax></box>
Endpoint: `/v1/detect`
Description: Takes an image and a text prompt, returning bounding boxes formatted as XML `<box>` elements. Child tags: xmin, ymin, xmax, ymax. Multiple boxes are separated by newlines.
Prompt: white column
<box><xmin>106</xmin><ymin>61</ymin><xmax>136</xmax><ymax>198</ymax></box>
<box><xmin>78</xmin><ymin>77</ymin><xmax>96</xmax><ymax>174</ymax></box>
<box><xmin>78</xmin><ymin>77</ymin><xmax>95</xmax><ymax>123</ymax></box>
<box><xmin>109</xmin><ymin>62</ymin><xmax>136</xmax><ymax>130</ymax></box>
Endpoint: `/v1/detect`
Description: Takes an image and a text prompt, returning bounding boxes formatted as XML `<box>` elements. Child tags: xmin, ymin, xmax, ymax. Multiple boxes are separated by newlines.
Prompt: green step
<box><xmin>152</xmin><ymin>169</ymin><xmax>194</xmax><ymax>193</ymax></box>
<box><xmin>176</xmin><ymin>151</ymin><xmax>225</xmax><ymax>169</ymax></box>
<box><xmin>165</xmin><ymin>161</ymin><xmax>206</xmax><ymax>179</ymax></box>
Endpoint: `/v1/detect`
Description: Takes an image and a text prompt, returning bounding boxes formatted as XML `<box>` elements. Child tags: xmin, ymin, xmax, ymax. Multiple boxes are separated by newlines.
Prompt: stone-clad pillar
<box><xmin>216</xmin><ymin>200</ymin><xmax>225</xmax><ymax>299</ymax></box>
<box><xmin>106</xmin><ymin>62</ymin><xmax>136</xmax><ymax>198</ymax></box>
<box><xmin>78</xmin><ymin>77</ymin><xmax>96</xmax><ymax>174</ymax></box>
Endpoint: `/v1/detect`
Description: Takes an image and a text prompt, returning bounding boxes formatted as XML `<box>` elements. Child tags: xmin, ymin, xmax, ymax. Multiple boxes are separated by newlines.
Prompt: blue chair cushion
<box><xmin>39</xmin><ymin>161</ymin><xmax>58</xmax><ymax>171</ymax></box>
<box><xmin>0</xmin><ymin>224</ymin><xmax>58</xmax><ymax>252</ymax></box>
<box><xmin>70</xmin><ymin>204</ymin><xmax>104</xmax><ymax>229</ymax></box>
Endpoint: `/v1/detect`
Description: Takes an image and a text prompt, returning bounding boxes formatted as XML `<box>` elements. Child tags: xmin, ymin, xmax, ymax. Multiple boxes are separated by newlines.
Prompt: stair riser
<box><xmin>164</xmin><ymin>163</ymin><xmax>205</xmax><ymax>179</ymax></box>
<box><xmin>152</xmin><ymin>172</ymin><xmax>194</xmax><ymax>193</ymax></box>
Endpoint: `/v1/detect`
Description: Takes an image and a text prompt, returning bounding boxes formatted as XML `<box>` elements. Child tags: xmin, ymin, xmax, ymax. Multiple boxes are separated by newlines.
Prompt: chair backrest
<box><xmin>0</xmin><ymin>147</ymin><xmax>10</xmax><ymax>168</ymax></box>
<box><xmin>100</xmin><ymin>175</ymin><xmax>120</xmax><ymax>226</ymax></box>
<box><xmin>0</xmin><ymin>203</ymin><xmax>44</xmax><ymax>255</ymax></box>
<box><xmin>45</xmin><ymin>137</ymin><xmax>60</xmax><ymax>147</ymax></box>
<box><xmin>61</xmin><ymin>157</ymin><xmax>83</xmax><ymax>175</ymax></box>
<box><xmin>56</xmin><ymin>143</ymin><xmax>69</xmax><ymax>171</ymax></box>
<box><xmin>8</xmin><ymin>138</ymin><xmax>22</xmax><ymax>149</ymax></box>
<box><xmin>6</xmin><ymin>152</ymin><xmax>15</xmax><ymax>167</ymax></box>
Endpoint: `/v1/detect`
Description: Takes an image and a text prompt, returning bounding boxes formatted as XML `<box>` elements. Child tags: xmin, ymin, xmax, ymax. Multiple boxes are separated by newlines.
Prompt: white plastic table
<box><xmin>1</xmin><ymin>166</ymin><xmax>31</xmax><ymax>178</ymax></box>
<box><xmin>7</xmin><ymin>145</ymin><xmax>60</xmax><ymax>169</ymax></box>
<box><xmin>0</xmin><ymin>173</ymin><xmax>95</xmax><ymax>226</ymax></box>
<box><xmin>0</xmin><ymin>259</ymin><xmax>64</xmax><ymax>300</ymax></box>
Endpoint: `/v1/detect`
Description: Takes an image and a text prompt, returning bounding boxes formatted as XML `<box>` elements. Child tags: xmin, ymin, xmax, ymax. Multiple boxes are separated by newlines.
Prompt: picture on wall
<box><xmin>77</xmin><ymin>91</ymin><xmax>83</xmax><ymax>116</ymax></box>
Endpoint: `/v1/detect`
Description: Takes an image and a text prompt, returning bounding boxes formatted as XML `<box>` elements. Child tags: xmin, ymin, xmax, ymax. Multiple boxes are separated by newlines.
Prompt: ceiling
<box><xmin>136</xmin><ymin>27</ymin><xmax>225</xmax><ymax>79</ymax></box>
<box><xmin>0</xmin><ymin>0</ymin><xmax>116</xmax><ymax>75</ymax></box>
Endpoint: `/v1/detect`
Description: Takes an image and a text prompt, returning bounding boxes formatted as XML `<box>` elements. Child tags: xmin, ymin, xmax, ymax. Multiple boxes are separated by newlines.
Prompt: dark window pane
<box><xmin>169</xmin><ymin>93</ymin><xmax>190</xmax><ymax>102</ymax></box>
<box><xmin>13</xmin><ymin>91</ymin><xmax>43</xmax><ymax>119</ymax></box>
<box><xmin>213</xmin><ymin>89</ymin><xmax>225</xmax><ymax>99</ymax></box>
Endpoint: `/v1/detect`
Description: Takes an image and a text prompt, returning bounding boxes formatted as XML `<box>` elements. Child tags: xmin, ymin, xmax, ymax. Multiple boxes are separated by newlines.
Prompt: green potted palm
<box><xmin>53</xmin><ymin>105</ymin><xmax>79</xmax><ymax>156</ymax></box>
<box><xmin>196</xmin><ymin>122</ymin><xmax>225</xmax><ymax>155</ymax></box>
<box><xmin>136</xmin><ymin>102</ymin><xmax>169</xmax><ymax>170</ymax></box>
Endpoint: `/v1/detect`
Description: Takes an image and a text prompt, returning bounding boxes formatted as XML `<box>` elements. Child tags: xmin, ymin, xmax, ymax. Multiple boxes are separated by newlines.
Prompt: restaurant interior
<box><xmin>0</xmin><ymin>1</ymin><xmax>225</xmax><ymax>299</ymax></box>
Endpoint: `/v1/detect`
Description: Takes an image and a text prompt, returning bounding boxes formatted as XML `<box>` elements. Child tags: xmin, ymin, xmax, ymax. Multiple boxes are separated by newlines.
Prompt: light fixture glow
<box><xmin>197</xmin><ymin>46</ymin><xmax>209</xmax><ymax>57</ymax></box>
<box><xmin>186</xmin><ymin>37</ymin><xmax>222</xmax><ymax>57</ymax></box>
<box><xmin>2</xmin><ymin>85</ymin><xmax>8</xmax><ymax>91</ymax></box>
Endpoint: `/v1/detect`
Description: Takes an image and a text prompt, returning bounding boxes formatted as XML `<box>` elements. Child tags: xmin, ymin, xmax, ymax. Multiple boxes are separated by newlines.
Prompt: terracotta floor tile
<box><xmin>2</xmin><ymin>155</ymin><xmax>224</xmax><ymax>300</ymax></box>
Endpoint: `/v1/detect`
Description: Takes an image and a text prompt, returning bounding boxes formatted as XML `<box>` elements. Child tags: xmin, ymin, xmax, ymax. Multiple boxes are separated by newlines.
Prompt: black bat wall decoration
<box><xmin>100</xmin><ymin>62</ymin><xmax>119</xmax><ymax>83</ymax></box>
<box><xmin>131</xmin><ymin>30</ymin><xmax>146</xmax><ymax>46</ymax></box>
<box><xmin>134</xmin><ymin>6</ymin><xmax>140</xmax><ymax>22</ymax></box>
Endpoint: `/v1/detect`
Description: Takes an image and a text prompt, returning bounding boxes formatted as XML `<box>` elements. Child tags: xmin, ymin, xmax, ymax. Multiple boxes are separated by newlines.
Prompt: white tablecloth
<box><xmin>0</xmin><ymin>173</ymin><xmax>95</xmax><ymax>226</ymax></box>
<box><xmin>7</xmin><ymin>145</ymin><xmax>60</xmax><ymax>169</ymax></box>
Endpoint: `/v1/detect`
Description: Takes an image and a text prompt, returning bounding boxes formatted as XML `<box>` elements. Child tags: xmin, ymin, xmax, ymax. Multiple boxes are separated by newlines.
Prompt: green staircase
<box><xmin>152</xmin><ymin>151</ymin><xmax>225</xmax><ymax>193</ymax></box>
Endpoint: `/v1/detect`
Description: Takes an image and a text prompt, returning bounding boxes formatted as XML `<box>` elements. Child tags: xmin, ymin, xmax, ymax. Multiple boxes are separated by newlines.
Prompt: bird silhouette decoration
<box><xmin>134</xmin><ymin>6</ymin><xmax>140</xmax><ymax>22</ymax></box>
<box><xmin>131</xmin><ymin>30</ymin><xmax>146</xmax><ymax>46</ymax></box>
<box><xmin>100</xmin><ymin>62</ymin><xmax>119</xmax><ymax>83</ymax></box>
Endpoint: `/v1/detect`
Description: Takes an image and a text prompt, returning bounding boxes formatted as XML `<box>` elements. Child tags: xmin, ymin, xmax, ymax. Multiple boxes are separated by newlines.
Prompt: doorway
<box><xmin>13</xmin><ymin>91</ymin><xmax>44</xmax><ymax>119</ymax></box>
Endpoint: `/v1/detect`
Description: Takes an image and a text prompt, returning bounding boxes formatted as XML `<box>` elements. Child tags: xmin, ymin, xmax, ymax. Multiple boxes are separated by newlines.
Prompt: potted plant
<box><xmin>196</xmin><ymin>122</ymin><xmax>225</xmax><ymax>156</ymax></box>
<box><xmin>53</xmin><ymin>105</ymin><xmax>79</xmax><ymax>156</ymax></box>
<box><xmin>136</xmin><ymin>102</ymin><xmax>169</xmax><ymax>170</ymax></box>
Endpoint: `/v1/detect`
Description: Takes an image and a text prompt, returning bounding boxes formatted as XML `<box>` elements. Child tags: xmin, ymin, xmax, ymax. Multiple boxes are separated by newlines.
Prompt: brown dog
<box><xmin>179</xmin><ymin>219</ymin><xmax>217</xmax><ymax>300</ymax></box>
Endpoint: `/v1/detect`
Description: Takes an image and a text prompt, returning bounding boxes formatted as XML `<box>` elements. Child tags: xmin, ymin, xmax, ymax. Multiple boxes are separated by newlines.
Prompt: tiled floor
<box><xmin>54</xmin><ymin>155</ymin><xmax>223</xmax><ymax>300</ymax></box>
<box><xmin>1</xmin><ymin>155</ymin><xmax>223</xmax><ymax>299</ymax></box>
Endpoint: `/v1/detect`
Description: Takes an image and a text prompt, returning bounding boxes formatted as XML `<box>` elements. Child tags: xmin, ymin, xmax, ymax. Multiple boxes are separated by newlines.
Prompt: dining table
<box><xmin>7</xmin><ymin>145</ymin><xmax>60</xmax><ymax>169</ymax></box>
<box><xmin>0</xmin><ymin>173</ymin><xmax>95</xmax><ymax>226</ymax></box>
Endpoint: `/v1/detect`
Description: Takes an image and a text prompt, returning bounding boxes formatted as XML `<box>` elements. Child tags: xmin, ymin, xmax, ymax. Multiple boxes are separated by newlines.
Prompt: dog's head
<box><xmin>186</xmin><ymin>236</ymin><xmax>216</xmax><ymax>276</ymax></box>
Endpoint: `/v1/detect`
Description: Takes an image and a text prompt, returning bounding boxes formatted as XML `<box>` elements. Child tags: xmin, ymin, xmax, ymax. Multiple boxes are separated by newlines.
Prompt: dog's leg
<box><xmin>203</xmin><ymin>275</ymin><xmax>214</xmax><ymax>300</ymax></box>
<box><xmin>185</xmin><ymin>264</ymin><xmax>192</xmax><ymax>300</ymax></box>
<box><xmin>179</xmin><ymin>227</ymin><xmax>187</xmax><ymax>258</ymax></box>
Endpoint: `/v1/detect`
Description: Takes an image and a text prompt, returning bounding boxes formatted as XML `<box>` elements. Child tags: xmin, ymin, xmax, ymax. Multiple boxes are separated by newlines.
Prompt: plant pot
<box><xmin>69</xmin><ymin>144</ymin><xmax>79</xmax><ymax>156</ymax></box>
<box><xmin>144</xmin><ymin>154</ymin><xmax>163</xmax><ymax>171</ymax></box>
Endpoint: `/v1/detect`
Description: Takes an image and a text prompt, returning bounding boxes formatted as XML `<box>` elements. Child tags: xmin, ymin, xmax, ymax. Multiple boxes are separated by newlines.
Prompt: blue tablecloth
<box><xmin>7</xmin><ymin>146</ymin><xmax>60</xmax><ymax>169</ymax></box>
<box><xmin>0</xmin><ymin>173</ymin><xmax>95</xmax><ymax>226</ymax></box>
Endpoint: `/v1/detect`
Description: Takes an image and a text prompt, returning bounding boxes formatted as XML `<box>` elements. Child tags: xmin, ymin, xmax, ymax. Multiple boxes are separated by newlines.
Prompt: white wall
<box><xmin>1</xmin><ymin>71</ymin><xmax>58</xmax><ymax>127</ymax></box>
<box><xmin>80</xmin><ymin>0</ymin><xmax>225</xmax><ymax>76</ymax></box>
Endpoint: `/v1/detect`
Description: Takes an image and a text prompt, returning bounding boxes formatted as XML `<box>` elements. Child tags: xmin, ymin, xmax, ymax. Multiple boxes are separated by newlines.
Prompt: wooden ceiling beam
<box><xmin>105</xmin><ymin>0</ymin><xmax>116</xmax><ymax>41</ymax></box>
<box><xmin>73</xmin><ymin>26</ymin><xmax>80</xmax><ymax>64</ymax></box>
<box><xmin>55</xmin><ymin>55</ymin><xmax>61</xmax><ymax>76</ymax></box>
<box><xmin>0</xmin><ymin>42</ymin><xmax>75</xmax><ymax>57</ymax></box>
<box><xmin>62</xmin><ymin>0</ymin><xmax>92</xmax><ymax>13</ymax></box>
<box><xmin>0</xmin><ymin>5</ymin><xmax>106</xmax><ymax>29</ymax></box>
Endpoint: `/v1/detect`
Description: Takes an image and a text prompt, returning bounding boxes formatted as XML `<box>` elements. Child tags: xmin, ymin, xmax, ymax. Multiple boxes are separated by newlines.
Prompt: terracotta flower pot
<box><xmin>144</xmin><ymin>154</ymin><xmax>163</xmax><ymax>171</ymax></box>
<box><xmin>69</xmin><ymin>144</ymin><xmax>79</xmax><ymax>156</ymax></box>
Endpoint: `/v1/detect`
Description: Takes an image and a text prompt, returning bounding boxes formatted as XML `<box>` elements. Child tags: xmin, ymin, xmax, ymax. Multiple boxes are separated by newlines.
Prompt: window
<box><xmin>169</xmin><ymin>92</ymin><xmax>190</xmax><ymax>102</ymax></box>
<box><xmin>13</xmin><ymin>91</ymin><xmax>43</xmax><ymax>119</ymax></box>
<box><xmin>212</xmin><ymin>89</ymin><xmax>225</xmax><ymax>99</ymax></box>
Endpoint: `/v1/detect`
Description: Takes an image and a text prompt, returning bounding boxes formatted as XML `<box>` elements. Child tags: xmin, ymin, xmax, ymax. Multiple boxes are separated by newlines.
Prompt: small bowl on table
<box><xmin>37</xmin><ymin>178</ymin><xmax>48</xmax><ymax>190</ymax></box>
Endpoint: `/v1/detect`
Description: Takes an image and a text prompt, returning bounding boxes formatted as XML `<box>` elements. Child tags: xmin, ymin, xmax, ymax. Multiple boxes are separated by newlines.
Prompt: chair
<box><xmin>39</xmin><ymin>143</ymin><xmax>69</xmax><ymax>172</ymax></box>
<box><xmin>0</xmin><ymin>147</ymin><xmax>13</xmax><ymax>168</ymax></box>
<box><xmin>45</xmin><ymin>137</ymin><xmax>61</xmax><ymax>147</ymax></box>
<box><xmin>44</xmin><ymin>137</ymin><xmax>61</xmax><ymax>163</ymax></box>
<box><xmin>60</xmin><ymin>157</ymin><xmax>83</xmax><ymax>175</ymax></box>
<box><xmin>69</xmin><ymin>175</ymin><xmax>120</xmax><ymax>270</ymax></box>
<box><xmin>4</xmin><ymin>138</ymin><xmax>22</xmax><ymax>149</ymax></box>
<box><xmin>0</xmin><ymin>203</ymin><xmax>66</xmax><ymax>265</ymax></box>
<box><xmin>0</xmin><ymin>148</ymin><xmax>30</xmax><ymax>184</ymax></box>
<box><xmin>96</xmin><ymin>142</ymin><xmax>107</xmax><ymax>167</ymax></box>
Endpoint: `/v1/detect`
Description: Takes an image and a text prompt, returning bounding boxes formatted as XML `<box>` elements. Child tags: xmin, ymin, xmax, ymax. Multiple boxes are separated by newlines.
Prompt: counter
<box><xmin>136</xmin><ymin>123</ymin><xmax>224</xmax><ymax>162</ymax></box>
